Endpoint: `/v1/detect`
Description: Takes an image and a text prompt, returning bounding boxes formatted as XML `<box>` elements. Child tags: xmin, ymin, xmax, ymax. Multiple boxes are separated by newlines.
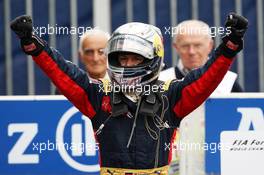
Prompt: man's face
<box><xmin>174</xmin><ymin>34</ymin><xmax>213</xmax><ymax>70</ymax></box>
<box><xmin>118</xmin><ymin>53</ymin><xmax>144</xmax><ymax>67</ymax></box>
<box><xmin>79</xmin><ymin>34</ymin><xmax>108</xmax><ymax>79</ymax></box>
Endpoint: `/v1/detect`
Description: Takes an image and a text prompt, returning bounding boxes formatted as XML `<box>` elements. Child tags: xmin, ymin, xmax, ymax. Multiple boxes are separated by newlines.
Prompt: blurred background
<box><xmin>0</xmin><ymin>0</ymin><xmax>263</xmax><ymax>95</ymax></box>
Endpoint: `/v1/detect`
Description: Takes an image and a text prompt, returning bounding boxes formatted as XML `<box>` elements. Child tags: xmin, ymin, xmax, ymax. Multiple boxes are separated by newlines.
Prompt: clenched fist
<box><xmin>10</xmin><ymin>15</ymin><xmax>44</xmax><ymax>56</ymax></box>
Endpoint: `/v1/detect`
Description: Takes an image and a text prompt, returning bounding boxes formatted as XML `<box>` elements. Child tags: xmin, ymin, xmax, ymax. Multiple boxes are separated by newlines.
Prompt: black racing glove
<box><xmin>220</xmin><ymin>12</ymin><xmax>248</xmax><ymax>58</ymax></box>
<box><xmin>10</xmin><ymin>15</ymin><xmax>44</xmax><ymax>56</ymax></box>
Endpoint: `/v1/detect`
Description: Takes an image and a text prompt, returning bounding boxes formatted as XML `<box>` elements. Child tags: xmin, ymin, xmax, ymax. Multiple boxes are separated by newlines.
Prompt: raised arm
<box><xmin>10</xmin><ymin>15</ymin><xmax>100</xmax><ymax>118</ymax></box>
<box><xmin>169</xmin><ymin>13</ymin><xmax>248</xmax><ymax>118</ymax></box>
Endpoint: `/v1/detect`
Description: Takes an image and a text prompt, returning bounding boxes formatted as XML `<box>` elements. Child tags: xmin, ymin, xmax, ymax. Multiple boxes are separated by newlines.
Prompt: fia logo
<box><xmin>237</xmin><ymin>107</ymin><xmax>264</xmax><ymax>131</ymax></box>
<box><xmin>56</xmin><ymin>106</ymin><xmax>100</xmax><ymax>172</ymax></box>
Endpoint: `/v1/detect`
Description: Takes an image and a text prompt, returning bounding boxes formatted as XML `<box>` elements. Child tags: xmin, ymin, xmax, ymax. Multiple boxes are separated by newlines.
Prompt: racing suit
<box><xmin>31</xmin><ymin>40</ymin><xmax>235</xmax><ymax>170</ymax></box>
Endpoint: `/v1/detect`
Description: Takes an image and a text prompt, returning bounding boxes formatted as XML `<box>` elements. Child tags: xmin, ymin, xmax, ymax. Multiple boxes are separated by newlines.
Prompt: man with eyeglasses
<box><xmin>79</xmin><ymin>29</ymin><xmax>110</xmax><ymax>83</ymax></box>
<box><xmin>160</xmin><ymin>20</ymin><xmax>242</xmax><ymax>92</ymax></box>
<box><xmin>160</xmin><ymin>20</ymin><xmax>243</xmax><ymax>175</ymax></box>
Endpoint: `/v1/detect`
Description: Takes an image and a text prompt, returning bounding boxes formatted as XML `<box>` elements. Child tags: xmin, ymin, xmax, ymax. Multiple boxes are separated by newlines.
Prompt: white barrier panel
<box><xmin>221</xmin><ymin>131</ymin><xmax>264</xmax><ymax>175</ymax></box>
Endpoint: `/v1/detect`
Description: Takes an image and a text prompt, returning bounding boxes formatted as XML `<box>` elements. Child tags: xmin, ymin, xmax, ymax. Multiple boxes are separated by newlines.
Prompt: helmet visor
<box><xmin>107</xmin><ymin>34</ymin><xmax>154</xmax><ymax>59</ymax></box>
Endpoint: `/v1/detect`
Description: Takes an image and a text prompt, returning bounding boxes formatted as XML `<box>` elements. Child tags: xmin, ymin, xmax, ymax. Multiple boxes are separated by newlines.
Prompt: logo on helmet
<box><xmin>153</xmin><ymin>33</ymin><xmax>164</xmax><ymax>58</ymax></box>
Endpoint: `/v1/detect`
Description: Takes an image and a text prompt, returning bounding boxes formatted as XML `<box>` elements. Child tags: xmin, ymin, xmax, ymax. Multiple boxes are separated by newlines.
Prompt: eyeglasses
<box><xmin>178</xmin><ymin>43</ymin><xmax>204</xmax><ymax>52</ymax></box>
<box><xmin>83</xmin><ymin>48</ymin><xmax>106</xmax><ymax>56</ymax></box>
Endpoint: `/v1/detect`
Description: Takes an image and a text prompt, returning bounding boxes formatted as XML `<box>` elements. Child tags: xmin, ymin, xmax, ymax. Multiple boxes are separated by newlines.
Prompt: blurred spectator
<box><xmin>160</xmin><ymin>20</ymin><xmax>243</xmax><ymax>175</ymax></box>
<box><xmin>160</xmin><ymin>20</ymin><xmax>243</xmax><ymax>92</ymax></box>
<box><xmin>56</xmin><ymin>29</ymin><xmax>110</xmax><ymax>94</ymax></box>
<box><xmin>78</xmin><ymin>29</ymin><xmax>110</xmax><ymax>82</ymax></box>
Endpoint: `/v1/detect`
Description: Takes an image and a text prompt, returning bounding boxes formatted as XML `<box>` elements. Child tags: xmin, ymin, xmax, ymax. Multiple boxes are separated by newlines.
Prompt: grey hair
<box><xmin>173</xmin><ymin>20</ymin><xmax>212</xmax><ymax>44</ymax></box>
<box><xmin>79</xmin><ymin>28</ymin><xmax>110</xmax><ymax>53</ymax></box>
